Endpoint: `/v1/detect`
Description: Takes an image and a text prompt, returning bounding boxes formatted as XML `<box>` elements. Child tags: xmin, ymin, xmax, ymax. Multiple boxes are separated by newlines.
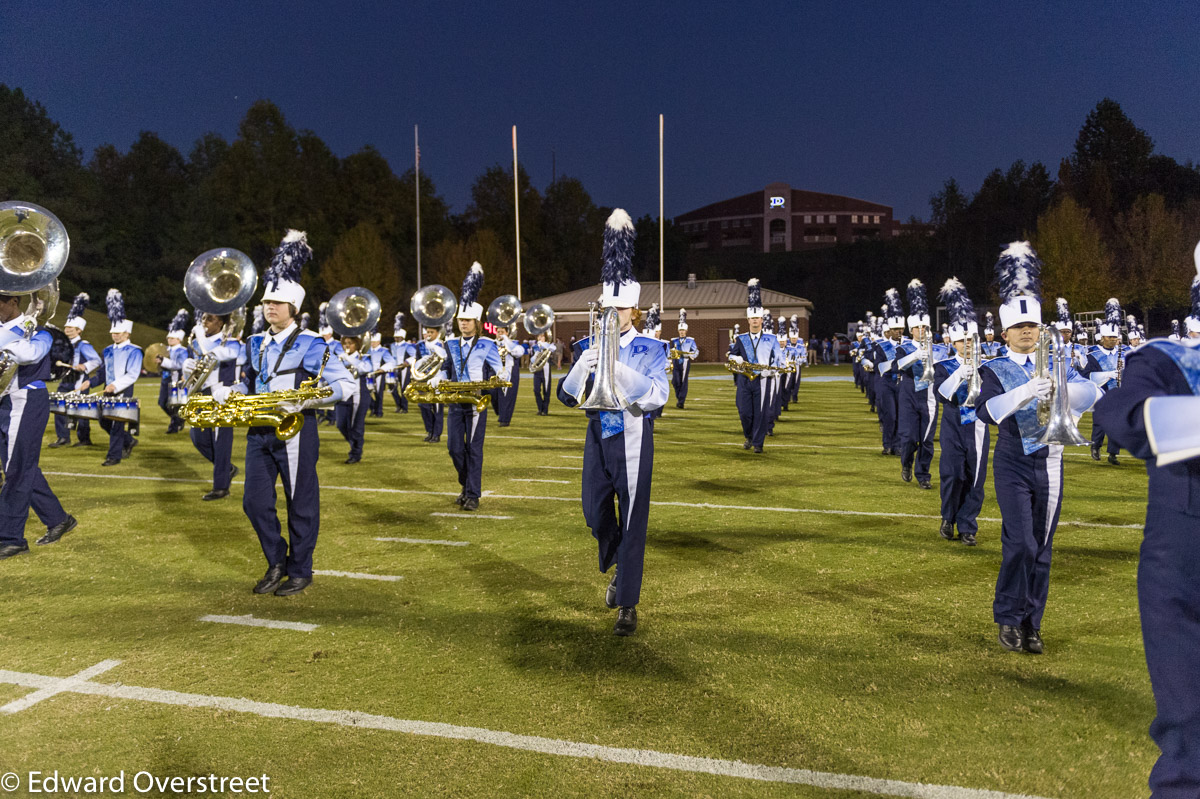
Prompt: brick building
<box><xmin>677</xmin><ymin>182</ymin><xmax>924</xmax><ymax>253</ymax></box>
<box><xmin>524</xmin><ymin>277</ymin><xmax>813</xmax><ymax>363</ymax></box>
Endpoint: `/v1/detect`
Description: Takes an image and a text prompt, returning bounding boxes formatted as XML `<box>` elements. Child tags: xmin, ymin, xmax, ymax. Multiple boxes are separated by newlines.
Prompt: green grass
<box><xmin>0</xmin><ymin>365</ymin><xmax>1156</xmax><ymax>798</ymax></box>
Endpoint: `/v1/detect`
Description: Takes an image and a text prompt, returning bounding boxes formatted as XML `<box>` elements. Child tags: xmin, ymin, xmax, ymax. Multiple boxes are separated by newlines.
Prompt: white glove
<box><xmin>561</xmin><ymin>349</ymin><xmax>598</xmax><ymax>399</ymax></box>
<box><xmin>1024</xmin><ymin>377</ymin><xmax>1053</xmax><ymax>405</ymax></box>
<box><xmin>182</xmin><ymin>358</ymin><xmax>197</xmax><ymax>374</ymax></box>
<box><xmin>729</xmin><ymin>354</ymin><xmax>745</xmax><ymax>364</ymax></box>
<box><xmin>428</xmin><ymin>375</ymin><xmax>444</xmax><ymax>389</ymax></box>
<box><xmin>429</xmin><ymin>342</ymin><xmax>447</xmax><ymax>358</ymax></box>
<box><xmin>280</xmin><ymin>399</ymin><xmax>317</xmax><ymax>414</ymax></box>
<box><xmin>192</xmin><ymin>323</ymin><xmax>206</xmax><ymax>341</ymax></box>
<box><xmin>210</xmin><ymin>384</ymin><xmax>232</xmax><ymax>404</ymax></box>
<box><xmin>613</xmin><ymin>361</ymin><xmax>652</xmax><ymax>406</ymax></box>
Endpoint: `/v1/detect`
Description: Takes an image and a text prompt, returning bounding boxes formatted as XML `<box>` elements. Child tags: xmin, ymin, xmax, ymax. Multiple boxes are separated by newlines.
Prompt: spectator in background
<box><xmin>822</xmin><ymin>337</ymin><xmax>832</xmax><ymax>364</ymax></box>
<box><xmin>833</xmin><ymin>337</ymin><xmax>841</xmax><ymax>365</ymax></box>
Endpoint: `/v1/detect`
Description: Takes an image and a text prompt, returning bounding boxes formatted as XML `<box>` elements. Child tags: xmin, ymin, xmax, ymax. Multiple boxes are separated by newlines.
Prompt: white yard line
<box><xmin>510</xmin><ymin>478</ymin><xmax>572</xmax><ymax>484</ymax></box>
<box><xmin>312</xmin><ymin>570</ymin><xmax>404</xmax><ymax>582</ymax></box>
<box><xmin>199</xmin><ymin>615</ymin><xmax>318</xmax><ymax>632</ymax></box>
<box><xmin>535</xmin><ymin>465</ymin><xmax>582</xmax><ymax>470</ymax></box>
<box><xmin>375</xmin><ymin>537</ymin><xmax>470</xmax><ymax>546</ymax></box>
<box><xmin>430</xmin><ymin>512</ymin><xmax>513</xmax><ymax>520</ymax></box>
<box><xmin>0</xmin><ymin>659</ymin><xmax>121</xmax><ymax>714</ymax></box>
<box><xmin>0</xmin><ymin>661</ymin><xmax>1053</xmax><ymax>799</ymax></box>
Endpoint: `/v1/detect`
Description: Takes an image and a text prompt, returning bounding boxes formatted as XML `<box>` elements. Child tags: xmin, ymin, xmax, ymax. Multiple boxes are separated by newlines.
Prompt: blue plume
<box><xmin>67</xmin><ymin>292</ymin><xmax>89</xmax><ymax>320</ymax></box>
<box><xmin>884</xmin><ymin>288</ymin><xmax>903</xmax><ymax>320</ymax></box>
<box><xmin>1191</xmin><ymin>276</ymin><xmax>1200</xmax><ymax>319</ymax></box>
<box><xmin>747</xmin><ymin>278</ymin><xmax>762</xmax><ymax>310</ymax></box>
<box><xmin>938</xmin><ymin>277</ymin><xmax>975</xmax><ymax>328</ymax></box>
<box><xmin>460</xmin><ymin>262</ymin><xmax>484</xmax><ymax>307</ymax></box>
<box><xmin>106</xmin><ymin>289</ymin><xmax>126</xmax><ymax>325</ymax></box>
<box><xmin>906</xmin><ymin>279</ymin><xmax>929</xmax><ymax>318</ymax></box>
<box><xmin>1172</xmin><ymin>319</ymin><xmax>1180</xmax><ymax>337</ymax></box>
<box><xmin>318</xmin><ymin>302</ymin><xmax>329</xmax><ymax>329</ymax></box>
<box><xmin>646</xmin><ymin>303</ymin><xmax>660</xmax><ymax>329</ymax></box>
<box><xmin>984</xmin><ymin>311</ymin><xmax>995</xmax><ymax>333</ymax></box>
<box><xmin>994</xmin><ymin>241</ymin><xmax>1043</xmax><ymax>303</ymax></box>
<box><xmin>1056</xmin><ymin>297</ymin><xmax>1071</xmax><ymax>326</ymax></box>
<box><xmin>265</xmin><ymin>229</ymin><xmax>312</xmax><ymax>291</ymax></box>
<box><xmin>300</xmin><ymin>312</ymin><xmax>311</xmax><ymax>330</ymax></box>
<box><xmin>168</xmin><ymin>307</ymin><xmax>189</xmax><ymax>332</ymax></box>
<box><xmin>251</xmin><ymin>305</ymin><xmax>266</xmax><ymax>335</ymax></box>
<box><xmin>602</xmin><ymin>209</ymin><xmax>636</xmax><ymax>287</ymax></box>
<box><xmin>394</xmin><ymin>311</ymin><xmax>405</xmax><ymax>334</ymax></box>
<box><xmin>678</xmin><ymin>308</ymin><xmax>687</xmax><ymax>327</ymax></box>
<box><xmin>1104</xmin><ymin>298</ymin><xmax>1123</xmax><ymax>328</ymax></box>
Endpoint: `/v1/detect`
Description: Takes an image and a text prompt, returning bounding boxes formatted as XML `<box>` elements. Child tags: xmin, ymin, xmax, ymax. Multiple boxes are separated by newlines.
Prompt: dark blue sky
<box><xmin>5</xmin><ymin>2</ymin><xmax>1198</xmax><ymax>221</ymax></box>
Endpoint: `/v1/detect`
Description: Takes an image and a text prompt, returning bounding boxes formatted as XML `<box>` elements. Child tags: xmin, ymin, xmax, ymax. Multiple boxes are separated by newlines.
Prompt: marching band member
<box><xmin>156</xmin><ymin>309</ymin><xmax>189</xmax><ymax>434</ymax></box>
<box><xmin>789</xmin><ymin>315</ymin><xmax>803</xmax><ymax>393</ymax></box>
<box><xmin>49</xmin><ymin>293</ymin><xmax>99</xmax><ymax>448</ymax></box>
<box><xmin>314</xmin><ymin>302</ymin><xmax>339</xmax><ymax>426</ymax></box>
<box><xmin>1092</xmin><ymin>259</ymin><xmax>1200</xmax><ymax>798</ymax></box>
<box><xmin>529</xmin><ymin>332</ymin><xmax>554</xmax><ymax>415</ymax></box>
<box><xmin>933</xmin><ymin>278</ymin><xmax>989</xmax><ymax>546</ymax></box>
<box><xmin>335</xmin><ymin>335</ymin><xmax>368</xmax><ymax>464</ymax></box>
<box><xmin>980</xmin><ymin>313</ymin><xmax>1006</xmax><ymax>358</ymax></box>
<box><xmin>1168</xmin><ymin>319</ymin><xmax>1182</xmax><ymax>342</ymax></box>
<box><xmin>556</xmin><ymin>208</ymin><xmax>668</xmax><ymax>636</ymax></box>
<box><xmin>1128</xmin><ymin>317</ymin><xmax>1146</xmax><ymax>349</ymax></box>
<box><xmin>494</xmin><ymin>324</ymin><xmax>525</xmax><ymax>427</ymax></box>
<box><xmin>100</xmin><ymin>289</ymin><xmax>142</xmax><ymax>467</ymax></box>
<box><xmin>365</xmin><ymin>327</ymin><xmax>394</xmax><ymax>418</ymax></box>
<box><xmin>1081</xmin><ymin>298</ymin><xmax>1126</xmax><ymax>465</ymax></box>
<box><xmin>976</xmin><ymin>242</ymin><xmax>1101</xmax><ymax>655</ymax></box>
<box><xmin>434</xmin><ymin>263</ymin><xmax>503</xmax><ymax>511</ymax></box>
<box><xmin>760</xmin><ymin>309</ymin><xmax>778</xmax><ymax>435</ymax></box>
<box><xmin>642</xmin><ymin>304</ymin><xmax>666</xmax><ymax>421</ymax></box>
<box><xmin>669</xmin><ymin>308</ymin><xmax>698</xmax><ymax>409</ymax></box>
<box><xmin>186</xmin><ymin>311</ymin><xmax>245</xmax><ymax>500</ymax></box>
<box><xmin>0</xmin><ymin>291</ymin><xmax>78</xmax><ymax>559</ymax></box>
<box><xmin>413</xmin><ymin>324</ymin><xmax>446</xmax><ymax>442</ymax></box>
<box><xmin>869</xmin><ymin>290</ymin><xmax>905</xmax><ymax>457</ymax></box>
<box><xmin>729</xmin><ymin>279</ymin><xmax>783</xmax><ymax>453</ymax></box>
<box><xmin>219</xmin><ymin>230</ymin><xmax>355</xmax><ymax>596</ymax></box>
<box><xmin>388</xmin><ymin>312</ymin><xmax>412</xmax><ymax>413</ymax></box>
<box><xmin>894</xmin><ymin>280</ymin><xmax>946</xmax><ymax>489</ymax></box>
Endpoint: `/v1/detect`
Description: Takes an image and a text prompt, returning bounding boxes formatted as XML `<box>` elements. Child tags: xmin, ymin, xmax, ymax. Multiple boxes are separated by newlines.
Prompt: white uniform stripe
<box><xmin>1043</xmin><ymin>444</ymin><xmax>1063</xmax><ymax>545</ymax></box>
<box><xmin>284</xmin><ymin>432</ymin><xmax>301</xmax><ymax>499</ymax></box>
<box><xmin>621</xmin><ymin>415</ymin><xmax>645</xmax><ymax>531</ymax></box>
<box><xmin>924</xmin><ymin>387</ymin><xmax>937</xmax><ymax>439</ymax></box>
<box><xmin>972</xmin><ymin>420</ymin><xmax>987</xmax><ymax>489</ymax></box>
<box><xmin>6</xmin><ymin>388</ymin><xmax>27</xmax><ymax>465</ymax></box>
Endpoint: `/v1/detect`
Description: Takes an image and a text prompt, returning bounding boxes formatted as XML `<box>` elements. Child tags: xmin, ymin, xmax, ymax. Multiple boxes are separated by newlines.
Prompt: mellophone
<box><xmin>49</xmin><ymin>392</ymin><xmax>140</xmax><ymax>424</ymax></box>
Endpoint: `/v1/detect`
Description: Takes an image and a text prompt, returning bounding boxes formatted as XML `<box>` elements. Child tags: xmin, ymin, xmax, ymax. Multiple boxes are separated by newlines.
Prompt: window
<box><xmin>804</xmin><ymin>215</ymin><xmax>812</xmax><ymax>223</ymax></box>
<box><xmin>721</xmin><ymin>220</ymin><xmax>729</xmax><ymax>229</ymax></box>
<box><xmin>829</xmin><ymin>215</ymin><xmax>836</xmax><ymax>223</ymax></box>
<box><xmin>873</xmin><ymin>215</ymin><xmax>880</xmax><ymax>223</ymax></box>
<box><xmin>816</xmin><ymin>215</ymin><xmax>824</xmax><ymax>223</ymax></box>
<box><xmin>852</xmin><ymin>215</ymin><xmax>859</xmax><ymax>223</ymax></box>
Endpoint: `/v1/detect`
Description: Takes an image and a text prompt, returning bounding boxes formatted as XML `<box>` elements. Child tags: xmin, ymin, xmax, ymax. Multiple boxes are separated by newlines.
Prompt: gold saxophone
<box><xmin>181</xmin><ymin>379</ymin><xmax>333</xmax><ymax>441</ymax></box>
<box><xmin>725</xmin><ymin>360</ymin><xmax>767</xmax><ymax>380</ymax></box>
<box><xmin>403</xmin><ymin>375</ymin><xmax>512</xmax><ymax>411</ymax></box>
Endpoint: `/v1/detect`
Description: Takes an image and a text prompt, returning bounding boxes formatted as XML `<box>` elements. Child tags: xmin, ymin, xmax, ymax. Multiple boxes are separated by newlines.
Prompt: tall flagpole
<box><xmin>659</xmin><ymin>113</ymin><xmax>664</xmax><ymax>311</ymax></box>
<box><xmin>513</xmin><ymin>125</ymin><xmax>522</xmax><ymax>300</ymax></box>
<box><xmin>415</xmin><ymin>125</ymin><xmax>422</xmax><ymax>289</ymax></box>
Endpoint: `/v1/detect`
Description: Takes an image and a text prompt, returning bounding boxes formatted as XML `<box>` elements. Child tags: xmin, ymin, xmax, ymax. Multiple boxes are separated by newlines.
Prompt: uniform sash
<box><xmin>983</xmin><ymin>357</ymin><xmax>1046</xmax><ymax>455</ymax></box>
<box><xmin>1147</xmin><ymin>339</ymin><xmax>1200</xmax><ymax>395</ymax></box>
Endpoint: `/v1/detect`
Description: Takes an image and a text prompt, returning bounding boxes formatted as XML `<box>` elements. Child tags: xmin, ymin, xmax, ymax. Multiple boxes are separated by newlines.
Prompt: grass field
<box><xmin>0</xmin><ymin>364</ymin><xmax>1156</xmax><ymax>798</ymax></box>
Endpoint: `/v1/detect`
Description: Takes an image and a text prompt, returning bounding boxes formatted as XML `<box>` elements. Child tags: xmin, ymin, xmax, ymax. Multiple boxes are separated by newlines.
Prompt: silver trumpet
<box><xmin>578</xmin><ymin>306</ymin><xmax>624</xmax><ymax>411</ymax></box>
<box><xmin>919</xmin><ymin>327</ymin><xmax>936</xmax><ymax>384</ymax></box>
<box><xmin>963</xmin><ymin>333</ymin><xmax>983</xmax><ymax>407</ymax></box>
<box><xmin>1035</xmin><ymin>326</ymin><xmax>1089</xmax><ymax>446</ymax></box>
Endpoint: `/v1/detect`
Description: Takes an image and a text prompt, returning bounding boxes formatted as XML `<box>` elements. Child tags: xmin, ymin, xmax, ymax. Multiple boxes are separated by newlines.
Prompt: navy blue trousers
<box><xmin>53</xmin><ymin>378</ymin><xmax>92</xmax><ymax>443</ymax></box>
<box><xmin>938</xmin><ymin>417</ymin><xmax>989</xmax><ymax>536</ymax></box>
<box><xmin>391</xmin><ymin>371</ymin><xmax>409</xmax><ymax>412</ymax></box>
<box><xmin>582</xmin><ymin>414</ymin><xmax>654</xmax><ymax>607</ymax></box>
<box><xmin>369</xmin><ymin>377</ymin><xmax>385</xmax><ymax>417</ymax></box>
<box><xmin>1090</xmin><ymin>415</ymin><xmax>1121</xmax><ymax>455</ymax></box>
<box><xmin>532</xmin><ymin>366</ymin><xmax>551</xmax><ymax>413</ymax></box>
<box><xmin>899</xmin><ymin>379</ymin><xmax>938</xmax><ymax>480</ymax></box>
<box><xmin>991</xmin><ymin>444</ymin><xmax>1063</xmax><ymax>629</ymax></box>
<box><xmin>735</xmin><ymin>377</ymin><xmax>767</xmax><ymax>447</ymax></box>
<box><xmin>447</xmin><ymin>404</ymin><xmax>487</xmax><ymax>499</ymax></box>
<box><xmin>242</xmin><ymin>420</ymin><xmax>320</xmax><ymax>579</ymax></box>
<box><xmin>99</xmin><ymin>386</ymin><xmax>136</xmax><ymax>463</ymax></box>
<box><xmin>0</xmin><ymin>389</ymin><xmax>67</xmax><ymax>546</ymax></box>
<box><xmin>865</xmin><ymin>372</ymin><xmax>876</xmax><ymax>407</ymax></box>
<box><xmin>1140</xmin><ymin>506</ymin><xmax>1200</xmax><ymax>797</ymax></box>
<box><xmin>876</xmin><ymin>378</ymin><xmax>899</xmax><ymax>450</ymax></box>
<box><xmin>335</xmin><ymin>390</ymin><xmax>367</xmax><ymax>459</ymax></box>
<box><xmin>496</xmin><ymin>369</ymin><xmax>519</xmax><ymax>425</ymax></box>
<box><xmin>671</xmin><ymin>360</ymin><xmax>690</xmax><ymax>405</ymax></box>
<box><xmin>420</xmin><ymin>402</ymin><xmax>443</xmax><ymax>438</ymax></box>
<box><xmin>191</xmin><ymin>424</ymin><xmax>235</xmax><ymax>491</ymax></box>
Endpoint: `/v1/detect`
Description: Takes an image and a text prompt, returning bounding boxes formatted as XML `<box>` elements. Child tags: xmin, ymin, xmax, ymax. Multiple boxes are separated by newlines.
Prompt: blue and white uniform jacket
<box><xmin>558</xmin><ymin>326</ymin><xmax>669</xmax><ymax>423</ymax></box>
<box><xmin>0</xmin><ymin>316</ymin><xmax>52</xmax><ymax>393</ymax></box>
<box><xmin>233</xmin><ymin>323</ymin><xmax>353</xmax><ymax>406</ymax></box>
<box><xmin>669</xmin><ymin>336</ymin><xmax>698</xmax><ymax>360</ymax></box>
<box><xmin>439</xmin><ymin>335</ymin><xmax>504</xmax><ymax>385</ymax></box>
<box><xmin>68</xmin><ymin>335</ymin><xmax>101</xmax><ymax>381</ymax></box>
<box><xmin>730</xmin><ymin>331</ymin><xmax>784</xmax><ymax>377</ymax></box>
<box><xmin>495</xmin><ymin>334</ymin><xmax>526</xmax><ymax>383</ymax></box>
<box><xmin>190</xmin><ymin>330</ymin><xmax>245</xmax><ymax>389</ymax></box>
<box><xmin>102</xmin><ymin>341</ymin><xmax>143</xmax><ymax>395</ymax></box>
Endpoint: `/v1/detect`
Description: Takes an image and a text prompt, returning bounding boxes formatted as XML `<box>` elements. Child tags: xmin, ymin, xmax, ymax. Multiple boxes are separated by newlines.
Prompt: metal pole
<box><xmin>415</xmin><ymin>125</ymin><xmax>421</xmax><ymax>289</ymax></box>
<box><xmin>659</xmin><ymin>113</ymin><xmax>664</xmax><ymax>311</ymax></box>
<box><xmin>513</xmin><ymin>125</ymin><xmax>522</xmax><ymax>301</ymax></box>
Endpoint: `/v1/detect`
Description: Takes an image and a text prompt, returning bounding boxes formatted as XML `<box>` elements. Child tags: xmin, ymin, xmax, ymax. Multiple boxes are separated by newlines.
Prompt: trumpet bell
<box><xmin>184</xmin><ymin>248</ymin><xmax>258</xmax><ymax>315</ymax></box>
<box><xmin>522</xmin><ymin>302</ymin><xmax>554</xmax><ymax>336</ymax></box>
<box><xmin>0</xmin><ymin>201</ymin><xmax>69</xmax><ymax>294</ymax></box>
<box><xmin>410</xmin><ymin>284</ymin><xmax>457</xmax><ymax>329</ymax></box>
<box><xmin>487</xmin><ymin>294</ymin><xmax>523</xmax><ymax>329</ymax></box>
<box><xmin>327</xmin><ymin>286</ymin><xmax>381</xmax><ymax>338</ymax></box>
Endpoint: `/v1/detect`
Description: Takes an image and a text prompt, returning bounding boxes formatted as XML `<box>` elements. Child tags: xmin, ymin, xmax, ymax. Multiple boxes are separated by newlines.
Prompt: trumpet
<box><xmin>403</xmin><ymin>375</ymin><xmax>511</xmax><ymax>411</ymax></box>
<box><xmin>963</xmin><ymin>333</ymin><xmax>983</xmax><ymax>407</ymax></box>
<box><xmin>919</xmin><ymin>327</ymin><xmax>936</xmax><ymax>384</ymax></box>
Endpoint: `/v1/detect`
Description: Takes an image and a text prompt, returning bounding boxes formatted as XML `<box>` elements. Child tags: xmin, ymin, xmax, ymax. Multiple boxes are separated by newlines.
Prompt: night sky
<box><xmin>4</xmin><ymin>1</ymin><xmax>1198</xmax><ymax>221</ymax></box>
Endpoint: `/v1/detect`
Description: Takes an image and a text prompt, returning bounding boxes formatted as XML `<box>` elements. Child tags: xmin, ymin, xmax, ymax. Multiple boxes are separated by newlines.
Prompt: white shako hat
<box><xmin>995</xmin><ymin>241</ymin><xmax>1043</xmax><ymax>330</ymax></box>
<box><xmin>677</xmin><ymin>308</ymin><xmax>687</xmax><ymax>330</ymax></box>
<box><xmin>939</xmin><ymin>277</ymin><xmax>977</xmax><ymax>343</ymax></box>
<box><xmin>1098</xmin><ymin>298</ymin><xmax>1124</xmax><ymax>339</ymax></box>
<box><xmin>65</xmin><ymin>292</ymin><xmax>89</xmax><ymax>330</ymax></box>
<box><xmin>167</xmin><ymin>308</ymin><xmax>189</xmax><ymax>340</ymax></box>
<box><xmin>884</xmin><ymin>288</ymin><xmax>905</xmax><ymax>329</ymax></box>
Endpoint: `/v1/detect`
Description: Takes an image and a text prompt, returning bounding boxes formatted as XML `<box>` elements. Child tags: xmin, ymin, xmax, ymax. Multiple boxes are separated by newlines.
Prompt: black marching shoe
<box><xmin>230</xmin><ymin>465</ymin><xmax>239</xmax><ymax>480</ymax></box>
<box><xmin>918</xmin><ymin>478</ymin><xmax>932</xmax><ymax>490</ymax></box>
<box><xmin>960</xmin><ymin>531</ymin><xmax>977</xmax><ymax>546</ymax></box>
<box><xmin>275</xmin><ymin>576</ymin><xmax>311</xmax><ymax>596</ymax></box>
<box><xmin>253</xmin><ymin>564</ymin><xmax>286</xmax><ymax>594</ymax></box>
<box><xmin>1090</xmin><ymin>444</ymin><xmax>1101</xmax><ymax>461</ymax></box>
<box><xmin>605</xmin><ymin>571</ymin><xmax>618</xmax><ymax>609</ymax></box>
<box><xmin>881</xmin><ymin>447</ymin><xmax>891</xmax><ymax>456</ymax></box>
<box><xmin>0</xmin><ymin>542</ymin><xmax>30</xmax><ymax>559</ymax></box>
<box><xmin>432</xmin><ymin>435</ymin><xmax>441</xmax><ymax>443</ymax></box>
<box><xmin>613</xmin><ymin>606</ymin><xmax>638</xmax><ymax>636</ymax></box>
<box><xmin>462</xmin><ymin>497</ymin><xmax>479</xmax><ymax>511</ymax></box>
<box><xmin>938</xmin><ymin>519</ymin><xmax>956</xmax><ymax>541</ymax></box>
<box><xmin>36</xmin><ymin>515</ymin><xmax>77</xmax><ymax>545</ymax></box>
<box><xmin>423</xmin><ymin>433</ymin><xmax>433</xmax><ymax>442</ymax></box>
<box><xmin>345</xmin><ymin>454</ymin><xmax>361</xmax><ymax>464</ymax></box>
<box><xmin>48</xmin><ymin>438</ymin><xmax>70</xmax><ymax>449</ymax></box>
<box><xmin>753</xmin><ymin>445</ymin><xmax>763</xmax><ymax>453</ymax></box>
<box><xmin>901</xmin><ymin>465</ymin><xmax>913</xmax><ymax>482</ymax></box>
<box><xmin>122</xmin><ymin>438</ymin><xmax>138</xmax><ymax>458</ymax></box>
<box><xmin>71</xmin><ymin>439</ymin><xmax>92</xmax><ymax>447</ymax></box>
<box><xmin>744</xmin><ymin>439</ymin><xmax>752</xmax><ymax>450</ymax></box>
<box><xmin>455</xmin><ymin>491</ymin><xmax>466</xmax><ymax>507</ymax></box>
<box><xmin>1021</xmin><ymin>625</ymin><xmax>1044</xmax><ymax>654</ymax></box>
<box><xmin>202</xmin><ymin>489</ymin><xmax>229</xmax><ymax>501</ymax></box>
<box><xmin>998</xmin><ymin>624</ymin><xmax>1025</xmax><ymax>652</ymax></box>
<box><xmin>1107</xmin><ymin>453</ymin><xmax>1119</xmax><ymax>465</ymax></box>
<box><xmin>101</xmin><ymin>458</ymin><xmax>120</xmax><ymax>467</ymax></box>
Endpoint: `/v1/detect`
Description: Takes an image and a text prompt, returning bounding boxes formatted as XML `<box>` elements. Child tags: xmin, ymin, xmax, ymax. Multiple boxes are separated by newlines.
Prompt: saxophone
<box><xmin>403</xmin><ymin>375</ymin><xmax>511</xmax><ymax>411</ymax></box>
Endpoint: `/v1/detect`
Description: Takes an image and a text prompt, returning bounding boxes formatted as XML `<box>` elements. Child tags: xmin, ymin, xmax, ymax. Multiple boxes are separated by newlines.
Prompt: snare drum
<box><xmin>100</xmin><ymin>396</ymin><xmax>140</xmax><ymax>424</ymax></box>
<box><xmin>168</xmin><ymin>385</ymin><xmax>189</xmax><ymax>409</ymax></box>
<box><xmin>67</xmin><ymin>395</ymin><xmax>102</xmax><ymax>421</ymax></box>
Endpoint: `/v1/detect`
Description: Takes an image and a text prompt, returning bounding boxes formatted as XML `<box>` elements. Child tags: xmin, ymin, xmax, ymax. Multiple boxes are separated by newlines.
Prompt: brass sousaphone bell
<box><xmin>326</xmin><ymin>286</ymin><xmax>382</xmax><ymax>338</ymax></box>
<box><xmin>180</xmin><ymin>248</ymin><xmax>258</xmax><ymax>392</ymax></box>
<box><xmin>409</xmin><ymin>284</ymin><xmax>457</xmax><ymax>381</ymax></box>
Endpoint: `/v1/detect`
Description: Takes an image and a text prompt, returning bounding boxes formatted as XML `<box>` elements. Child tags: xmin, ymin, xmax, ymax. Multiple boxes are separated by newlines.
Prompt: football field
<box><xmin>0</xmin><ymin>365</ymin><xmax>1155</xmax><ymax>798</ymax></box>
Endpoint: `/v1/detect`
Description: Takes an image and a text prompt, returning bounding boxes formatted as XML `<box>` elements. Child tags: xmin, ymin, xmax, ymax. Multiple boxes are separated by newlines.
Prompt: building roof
<box><xmin>676</xmin><ymin>187</ymin><xmax>891</xmax><ymax>221</ymax></box>
<box><xmin>527</xmin><ymin>279</ymin><xmax>813</xmax><ymax>313</ymax></box>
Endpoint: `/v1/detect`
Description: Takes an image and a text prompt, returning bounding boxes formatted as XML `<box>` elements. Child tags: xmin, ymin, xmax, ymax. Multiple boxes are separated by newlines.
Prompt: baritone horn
<box><xmin>578</xmin><ymin>306</ymin><xmax>624</xmax><ymax>411</ymax></box>
<box><xmin>181</xmin><ymin>248</ymin><xmax>257</xmax><ymax>392</ymax></box>
<box><xmin>1034</xmin><ymin>326</ymin><xmax>1089</xmax><ymax>446</ymax></box>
